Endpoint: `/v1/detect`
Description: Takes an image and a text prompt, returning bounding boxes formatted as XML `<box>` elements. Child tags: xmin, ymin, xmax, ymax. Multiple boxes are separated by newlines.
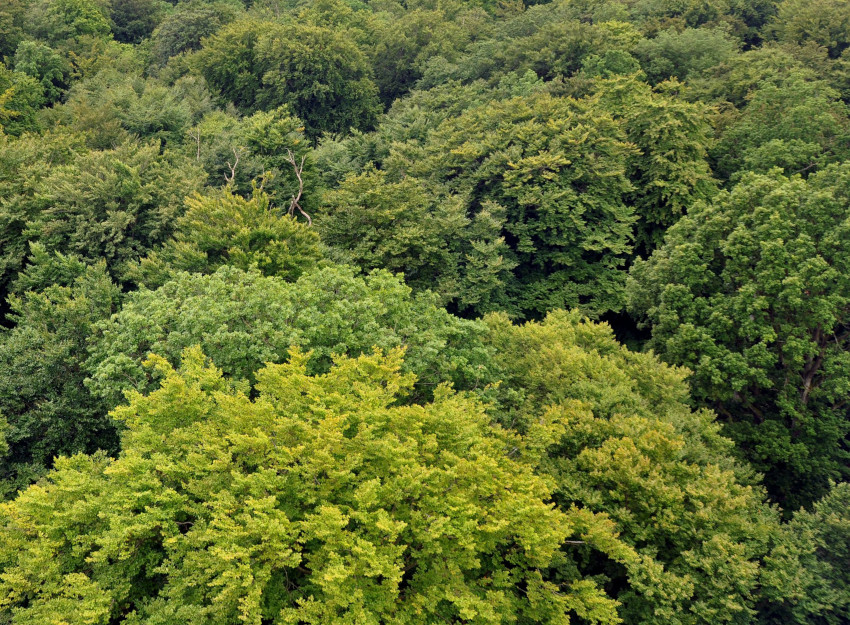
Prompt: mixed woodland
<box><xmin>0</xmin><ymin>0</ymin><xmax>849</xmax><ymax>622</ymax></box>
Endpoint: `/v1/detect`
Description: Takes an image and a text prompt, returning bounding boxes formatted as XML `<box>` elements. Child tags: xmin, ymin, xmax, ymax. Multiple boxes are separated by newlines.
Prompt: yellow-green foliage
<box><xmin>485</xmin><ymin>310</ymin><xmax>782</xmax><ymax>625</ymax></box>
<box><xmin>0</xmin><ymin>347</ymin><xmax>621</xmax><ymax>624</ymax></box>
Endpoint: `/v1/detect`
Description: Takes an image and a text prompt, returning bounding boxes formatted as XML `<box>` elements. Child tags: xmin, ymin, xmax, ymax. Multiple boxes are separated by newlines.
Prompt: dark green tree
<box><xmin>760</xmin><ymin>482</ymin><xmax>850</xmax><ymax>624</ymax></box>
<box><xmin>109</xmin><ymin>0</ymin><xmax>169</xmax><ymax>44</ymax></box>
<box><xmin>628</xmin><ymin>165</ymin><xmax>850</xmax><ymax>509</ymax></box>
<box><xmin>149</xmin><ymin>0</ymin><xmax>242</xmax><ymax>66</ymax></box>
<box><xmin>319</xmin><ymin>168</ymin><xmax>515</xmax><ymax>313</ymax></box>
<box><xmin>21</xmin><ymin>141</ymin><xmax>205</xmax><ymax>286</ymax></box>
<box><xmin>0</xmin><ymin>130</ymin><xmax>85</xmax><ymax>307</ymax></box>
<box><xmin>0</xmin><ymin>63</ymin><xmax>44</xmax><ymax>136</ymax></box>
<box><xmin>772</xmin><ymin>0</ymin><xmax>850</xmax><ymax>59</ymax></box>
<box><xmin>713</xmin><ymin>77</ymin><xmax>850</xmax><ymax>180</ymax></box>
<box><xmin>13</xmin><ymin>41</ymin><xmax>70</xmax><ymax>104</ymax></box>
<box><xmin>0</xmin><ymin>251</ymin><xmax>120</xmax><ymax>498</ymax></box>
<box><xmin>402</xmin><ymin>91</ymin><xmax>638</xmax><ymax>318</ymax></box>
<box><xmin>197</xmin><ymin>18</ymin><xmax>381</xmax><ymax>138</ymax></box>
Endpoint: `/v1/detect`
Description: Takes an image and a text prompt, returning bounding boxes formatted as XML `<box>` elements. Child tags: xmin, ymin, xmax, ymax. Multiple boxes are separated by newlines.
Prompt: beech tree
<box><xmin>87</xmin><ymin>265</ymin><xmax>496</xmax><ymax>408</ymax></box>
<box><xmin>761</xmin><ymin>482</ymin><xmax>850</xmax><ymax>624</ymax></box>
<box><xmin>484</xmin><ymin>310</ymin><xmax>783</xmax><ymax>625</ymax></box>
<box><xmin>401</xmin><ymin>91</ymin><xmax>638</xmax><ymax>318</ymax></box>
<box><xmin>0</xmin><ymin>347</ymin><xmax>620</xmax><ymax>624</ymax></box>
<box><xmin>628</xmin><ymin>164</ymin><xmax>850</xmax><ymax>509</ymax></box>
<box><xmin>133</xmin><ymin>188</ymin><xmax>322</xmax><ymax>289</ymax></box>
<box><xmin>21</xmin><ymin>141</ymin><xmax>205</xmax><ymax>287</ymax></box>
<box><xmin>0</xmin><ymin>252</ymin><xmax>119</xmax><ymax>498</ymax></box>
<box><xmin>196</xmin><ymin>18</ymin><xmax>381</xmax><ymax>138</ymax></box>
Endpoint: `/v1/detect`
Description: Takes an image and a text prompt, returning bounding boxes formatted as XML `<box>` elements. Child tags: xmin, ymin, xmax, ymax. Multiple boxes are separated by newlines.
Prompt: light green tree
<box><xmin>133</xmin><ymin>187</ymin><xmax>322</xmax><ymax>288</ymax></box>
<box><xmin>484</xmin><ymin>309</ymin><xmax>783</xmax><ymax>625</ymax></box>
<box><xmin>0</xmin><ymin>347</ymin><xmax>620</xmax><ymax>624</ymax></box>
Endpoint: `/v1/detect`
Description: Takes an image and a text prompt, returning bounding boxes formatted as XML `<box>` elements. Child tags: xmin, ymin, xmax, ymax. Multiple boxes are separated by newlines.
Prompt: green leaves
<box><xmin>132</xmin><ymin>188</ymin><xmax>322</xmax><ymax>288</ymax></box>
<box><xmin>87</xmin><ymin>265</ymin><xmax>496</xmax><ymax>408</ymax></box>
<box><xmin>484</xmin><ymin>310</ymin><xmax>781</xmax><ymax>625</ymax></box>
<box><xmin>628</xmin><ymin>164</ymin><xmax>850</xmax><ymax>509</ymax></box>
<box><xmin>0</xmin><ymin>258</ymin><xmax>120</xmax><ymax>498</ymax></box>
<box><xmin>0</xmin><ymin>347</ymin><xmax>618</xmax><ymax>624</ymax></box>
<box><xmin>402</xmin><ymin>91</ymin><xmax>638</xmax><ymax>317</ymax></box>
<box><xmin>197</xmin><ymin>18</ymin><xmax>381</xmax><ymax>139</ymax></box>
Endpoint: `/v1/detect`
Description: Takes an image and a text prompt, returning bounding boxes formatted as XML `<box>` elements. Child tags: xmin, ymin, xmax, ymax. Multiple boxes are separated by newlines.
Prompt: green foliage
<box><xmin>0</xmin><ymin>413</ymin><xmax>8</xmax><ymax>460</ymax></box>
<box><xmin>0</xmin><ymin>63</ymin><xmax>44</xmax><ymax>136</ymax></box>
<box><xmin>761</xmin><ymin>482</ymin><xmax>850</xmax><ymax>624</ymax></box>
<box><xmin>484</xmin><ymin>309</ymin><xmax>782</xmax><ymax>625</ymax></box>
<box><xmin>0</xmin><ymin>347</ymin><xmax>620</xmax><ymax>623</ymax></box>
<box><xmin>713</xmin><ymin>76</ymin><xmax>850</xmax><ymax>179</ymax></box>
<box><xmin>689</xmin><ymin>44</ymin><xmax>824</xmax><ymax>108</ymax></box>
<box><xmin>109</xmin><ymin>0</ymin><xmax>169</xmax><ymax>44</ymax></box>
<box><xmin>0</xmin><ymin>0</ymin><xmax>26</xmax><ymax>60</ymax></box>
<box><xmin>628</xmin><ymin>165</ymin><xmax>850</xmax><ymax>509</ymax></box>
<box><xmin>318</xmin><ymin>73</ymin><xmax>715</xmax><ymax>315</ymax></box>
<box><xmin>0</xmin><ymin>129</ymin><xmax>86</xmax><ymax>304</ymax></box>
<box><xmin>13</xmin><ymin>40</ymin><xmax>69</xmax><ymax>104</ymax></box>
<box><xmin>87</xmin><ymin>265</ymin><xmax>496</xmax><ymax>407</ymax></box>
<box><xmin>589</xmin><ymin>75</ymin><xmax>717</xmax><ymax>250</ymax></box>
<box><xmin>26</xmin><ymin>0</ymin><xmax>112</xmax><ymax>45</ymax></box>
<box><xmin>367</xmin><ymin>3</ymin><xmax>484</xmax><ymax>104</ymax></box>
<box><xmin>0</xmin><ymin>0</ymin><xmax>848</xmax><ymax>620</ymax></box>
<box><xmin>319</xmin><ymin>168</ymin><xmax>516</xmax><ymax>312</ymax></box>
<box><xmin>64</xmin><ymin>71</ymin><xmax>195</xmax><ymax>148</ymax></box>
<box><xmin>22</xmin><ymin>141</ymin><xmax>206</xmax><ymax>286</ymax></box>
<box><xmin>403</xmin><ymin>91</ymin><xmax>638</xmax><ymax>317</ymax></box>
<box><xmin>633</xmin><ymin>27</ymin><xmax>740</xmax><ymax>85</ymax></box>
<box><xmin>445</xmin><ymin>14</ymin><xmax>642</xmax><ymax>86</ymax></box>
<box><xmin>772</xmin><ymin>0</ymin><xmax>850</xmax><ymax>59</ymax></box>
<box><xmin>183</xmin><ymin>106</ymin><xmax>318</xmax><ymax>211</ymax></box>
<box><xmin>0</xmin><ymin>254</ymin><xmax>120</xmax><ymax>498</ymax></box>
<box><xmin>134</xmin><ymin>188</ymin><xmax>323</xmax><ymax>288</ymax></box>
<box><xmin>150</xmin><ymin>0</ymin><xmax>243</xmax><ymax>66</ymax></box>
<box><xmin>197</xmin><ymin>18</ymin><xmax>381</xmax><ymax>138</ymax></box>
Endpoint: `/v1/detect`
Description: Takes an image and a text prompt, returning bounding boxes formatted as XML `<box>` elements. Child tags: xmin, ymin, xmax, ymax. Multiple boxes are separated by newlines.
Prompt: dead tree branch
<box><xmin>286</xmin><ymin>148</ymin><xmax>312</xmax><ymax>225</ymax></box>
<box><xmin>225</xmin><ymin>147</ymin><xmax>243</xmax><ymax>185</ymax></box>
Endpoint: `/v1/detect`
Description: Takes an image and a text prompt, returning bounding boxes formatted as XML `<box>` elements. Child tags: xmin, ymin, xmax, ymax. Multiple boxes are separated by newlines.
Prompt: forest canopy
<box><xmin>0</xmin><ymin>0</ymin><xmax>848</xmax><ymax>623</ymax></box>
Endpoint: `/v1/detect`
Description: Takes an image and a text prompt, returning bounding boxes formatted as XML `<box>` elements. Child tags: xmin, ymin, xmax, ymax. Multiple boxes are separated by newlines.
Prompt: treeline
<box><xmin>0</xmin><ymin>0</ymin><xmax>848</xmax><ymax>623</ymax></box>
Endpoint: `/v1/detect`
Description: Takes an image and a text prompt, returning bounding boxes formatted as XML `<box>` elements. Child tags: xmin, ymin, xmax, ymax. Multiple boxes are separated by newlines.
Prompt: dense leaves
<box><xmin>0</xmin><ymin>253</ymin><xmax>119</xmax><ymax>498</ymax></box>
<box><xmin>197</xmin><ymin>18</ymin><xmax>381</xmax><ymax>138</ymax></box>
<box><xmin>628</xmin><ymin>165</ymin><xmax>850</xmax><ymax>509</ymax></box>
<box><xmin>87</xmin><ymin>265</ymin><xmax>495</xmax><ymax>408</ymax></box>
<box><xmin>485</xmin><ymin>310</ymin><xmax>781</xmax><ymax>624</ymax></box>
<box><xmin>0</xmin><ymin>347</ymin><xmax>616</xmax><ymax>624</ymax></box>
<box><xmin>0</xmin><ymin>1</ymin><xmax>848</xmax><ymax>623</ymax></box>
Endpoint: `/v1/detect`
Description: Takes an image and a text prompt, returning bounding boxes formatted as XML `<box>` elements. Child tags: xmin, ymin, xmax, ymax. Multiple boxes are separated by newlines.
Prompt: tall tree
<box><xmin>628</xmin><ymin>164</ymin><xmax>850</xmax><ymax>509</ymax></box>
<box><xmin>0</xmin><ymin>252</ymin><xmax>119</xmax><ymax>498</ymax></box>
<box><xmin>0</xmin><ymin>347</ymin><xmax>620</xmax><ymax>624</ymax></box>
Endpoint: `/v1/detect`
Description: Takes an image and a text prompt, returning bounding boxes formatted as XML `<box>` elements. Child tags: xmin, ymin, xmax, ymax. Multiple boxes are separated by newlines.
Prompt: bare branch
<box><xmin>225</xmin><ymin>147</ymin><xmax>243</xmax><ymax>185</ymax></box>
<box><xmin>285</xmin><ymin>148</ymin><xmax>312</xmax><ymax>226</ymax></box>
<box><xmin>189</xmin><ymin>128</ymin><xmax>201</xmax><ymax>161</ymax></box>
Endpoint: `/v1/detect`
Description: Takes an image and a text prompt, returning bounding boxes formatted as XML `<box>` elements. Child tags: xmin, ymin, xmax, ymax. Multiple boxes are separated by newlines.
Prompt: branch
<box><xmin>225</xmin><ymin>147</ymin><xmax>243</xmax><ymax>185</ymax></box>
<box><xmin>285</xmin><ymin>149</ymin><xmax>312</xmax><ymax>226</ymax></box>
